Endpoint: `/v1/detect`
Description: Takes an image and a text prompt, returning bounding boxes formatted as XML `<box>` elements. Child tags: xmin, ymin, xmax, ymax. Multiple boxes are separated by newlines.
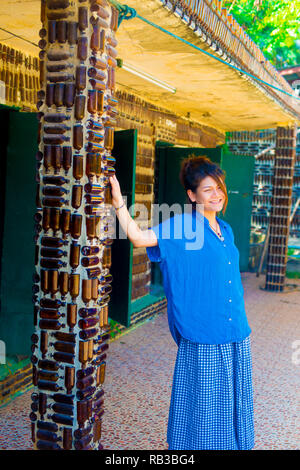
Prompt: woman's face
<box><xmin>187</xmin><ymin>175</ymin><xmax>226</xmax><ymax>212</ymax></box>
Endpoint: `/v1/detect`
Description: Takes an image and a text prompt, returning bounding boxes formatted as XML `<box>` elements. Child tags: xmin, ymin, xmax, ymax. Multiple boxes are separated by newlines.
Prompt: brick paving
<box><xmin>0</xmin><ymin>272</ymin><xmax>299</xmax><ymax>450</ymax></box>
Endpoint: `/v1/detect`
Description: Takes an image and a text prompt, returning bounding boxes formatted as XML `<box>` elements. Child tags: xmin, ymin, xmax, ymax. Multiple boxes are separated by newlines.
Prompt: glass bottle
<box><xmin>67</xmin><ymin>303</ymin><xmax>77</xmax><ymax>330</ymax></box>
<box><xmin>70</xmin><ymin>241</ymin><xmax>80</xmax><ymax>268</ymax></box>
<box><xmin>70</xmin><ymin>214</ymin><xmax>82</xmax><ymax>239</ymax></box>
<box><xmin>73</xmin><ymin>154</ymin><xmax>83</xmax><ymax>180</ymax></box>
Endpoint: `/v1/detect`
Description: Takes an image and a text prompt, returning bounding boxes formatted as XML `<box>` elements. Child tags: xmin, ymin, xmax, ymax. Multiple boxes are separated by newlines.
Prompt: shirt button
<box><xmin>228</xmin><ymin>261</ymin><xmax>231</xmax><ymax>264</ymax></box>
<box><xmin>224</xmin><ymin>244</ymin><xmax>226</xmax><ymax>247</ymax></box>
<box><xmin>229</xmin><ymin>280</ymin><xmax>232</xmax><ymax>284</ymax></box>
<box><xmin>229</xmin><ymin>318</ymin><xmax>232</xmax><ymax>321</ymax></box>
<box><xmin>229</xmin><ymin>299</ymin><xmax>232</xmax><ymax>302</ymax></box>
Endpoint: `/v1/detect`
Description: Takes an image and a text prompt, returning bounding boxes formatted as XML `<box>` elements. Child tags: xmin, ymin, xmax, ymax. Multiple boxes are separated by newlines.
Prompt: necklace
<box><xmin>209</xmin><ymin>221</ymin><xmax>224</xmax><ymax>241</ymax></box>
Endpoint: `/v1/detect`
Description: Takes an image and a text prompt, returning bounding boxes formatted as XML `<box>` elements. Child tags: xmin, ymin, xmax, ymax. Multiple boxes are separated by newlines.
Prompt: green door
<box><xmin>154</xmin><ymin>145</ymin><xmax>254</xmax><ymax>272</ymax></box>
<box><xmin>0</xmin><ymin>111</ymin><xmax>38</xmax><ymax>355</ymax></box>
<box><xmin>109</xmin><ymin>129</ymin><xmax>137</xmax><ymax>327</ymax></box>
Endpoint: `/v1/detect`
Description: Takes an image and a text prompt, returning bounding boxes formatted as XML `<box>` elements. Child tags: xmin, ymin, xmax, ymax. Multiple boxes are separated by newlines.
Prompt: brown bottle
<box><xmin>38</xmin><ymin>393</ymin><xmax>47</xmax><ymax>418</ymax></box>
<box><xmin>49</xmin><ymin>270</ymin><xmax>59</xmax><ymax>295</ymax></box>
<box><xmin>86</xmin><ymin>267</ymin><xmax>101</xmax><ymax>278</ymax></box>
<box><xmin>75</xmin><ymin>95</ymin><xmax>86</xmax><ymax>120</ymax></box>
<box><xmin>45</xmin><ymin>124</ymin><xmax>70</xmax><ymax>135</ymax></box>
<box><xmin>40</xmin><ymin>298</ymin><xmax>66</xmax><ymax>309</ymax></box>
<box><xmin>86</xmin><ymin>142</ymin><xmax>104</xmax><ymax>153</ymax></box>
<box><xmin>70</xmin><ymin>241</ymin><xmax>80</xmax><ymax>268</ymax></box>
<box><xmin>39</xmin><ymin>319</ymin><xmax>63</xmax><ymax>331</ymax></box>
<box><xmin>62</xmin><ymin>146</ymin><xmax>72</xmax><ymax>173</ymax></box>
<box><xmin>71</xmin><ymin>184</ymin><xmax>83</xmax><ymax>209</ymax></box>
<box><xmin>65</xmin><ymin>366</ymin><xmax>75</xmax><ymax>394</ymax></box>
<box><xmin>40</xmin><ymin>259</ymin><xmax>66</xmax><ymax>269</ymax></box>
<box><xmin>67</xmin><ymin>22</ymin><xmax>77</xmax><ymax>45</ymax></box>
<box><xmin>50</xmin><ymin>208</ymin><xmax>60</xmax><ymax>232</ymax></box>
<box><xmin>89</xmin><ymin>56</ymin><xmax>106</xmax><ymax>70</ymax></box>
<box><xmin>78</xmin><ymin>316</ymin><xmax>98</xmax><ymax>330</ymax></box>
<box><xmin>43</xmin><ymin>146</ymin><xmax>52</xmax><ymax>172</ymax></box>
<box><xmin>53</xmin><ymin>331</ymin><xmax>75</xmax><ymax>344</ymax></box>
<box><xmin>41</xmin><ymin>269</ymin><xmax>49</xmax><ymax>294</ymax></box>
<box><xmin>82</xmin><ymin>279</ymin><xmax>92</xmax><ymax>304</ymax></box>
<box><xmin>79</xmin><ymin>328</ymin><xmax>98</xmax><ymax>340</ymax></box>
<box><xmin>86</xmin><ymin>119</ymin><xmax>103</xmax><ymax>131</ymax></box>
<box><xmin>75</xmin><ymin>66</ymin><xmax>86</xmax><ymax>92</ymax></box>
<box><xmin>89</xmin><ymin>78</ymin><xmax>105</xmax><ymax>91</ymax></box>
<box><xmin>63</xmin><ymin>427</ymin><xmax>72</xmax><ymax>450</ymax></box>
<box><xmin>67</xmin><ymin>303</ymin><xmax>77</xmax><ymax>330</ymax></box>
<box><xmin>40</xmin><ymin>308</ymin><xmax>64</xmax><ymax>320</ymax></box>
<box><xmin>42</xmin><ymin>207</ymin><xmax>51</xmax><ymax>232</ymax></box>
<box><xmin>104</xmin><ymin>126</ymin><xmax>114</xmax><ymax>150</ymax></box>
<box><xmin>60</xmin><ymin>208</ymin><xmax>70</xmax><ymax>237</ymax></box>
<box><xmin>70</xmin><ymin>214</ymin><xmax>82</xmax><ymax>239</ymax></box>
<box><xmin>73</xmin><ymin>154</ymin><xmax>83</xmax><ymax>180</ymax></box>
<box><xmin>87</xmin><ymin>130</ymin><xmax>104</xmax><ymax>143</ymax></box>
<box><xmin>86</xmin><ymin>216</ymin><xmax>96</xmax><ymax>239</ymax></box>
<box><xmin>40</xmin><ymin>330</ymin><xmax>48</xmax><ymax>357</ymax></box>
<box><xmin>64</xmin><ymin>83</ymin><xmax>75</xmax><ymax>108</ymax></box>
<box><xmin>47</xmin><ymin>51</ymin><xmax>71</xmax><ymax>62</ymax></box>
<box><xmin>54</xmin><ymin>83</ymin><xmax>64</xmax><ymax>107</ymax></box>
<box><xmin>86</xmin><ymin>153</ymin><xmax>97</xmax><ymax>178</ymax></box>
<box><xmin>81</xmin><ymin>256</ymin><xmax>99</xmax><ymax>267</ymax></box>
<box><xmin>57</xmin><ymin>21</ymin><xmax>67</xmax><ymax>43</ymax></box>
<box><xmin>69</xmin><ymin>273</ymin><xmax>80</xmax><ymax>299</ymax></box>
<box><xmin>88</xmin><ymin>67</ymin><xmax>106</xmax><ymax>81</ymax></box>
<box><xmin>97</xmin><ymin>91</ymin><xmax>104</xmax><ymax>113</ymax></box>
<box><xmin>91</xmin><ymin>279</ymin><xmax>98</xmax><ymax>300</ymax></box>
<box><xmin>48</xmin><ymin>20</ymin><xmax>56</xmax><ymax>43</ymax></box>
<box><xmin>87</xmin><ymin>89</ymin><xmax>97</xmax><ymax>114</ymax></box>
<box><xmin>73</xmin><ymin>125</ymin><xmax>83</xmax><ymax>150</ymax></box>
<box><xmin>46</xmin><ymin>83</ymin><xmax>55</xmax><ymax>106</ymax></box>
<box><xmin>59</xmin><ymin>271</ymin><xmax>69</xmax><ymax>297</ymax></box>
<box><xmin>77</xmin><ymin>36</ymin><xmax>88</xmax><ymax>61</ymax></box>
<box><xmin>78</xmin><ymin>6</ymin><xmax>88</xmax><ymax>31</ymax></box>
<box><xmin>52</xmin><ymin>145</ymin><xmax>63</xmax><ymax>172</ymax></box>
<box><xmin>90</xmin><ymin>22</ymin><xmax>100</xmax><ymax>51</ymax></box>
<box><xmin>107</xmin><ymin>66</ymin><xmax>115</xmax><ymax>91</ymax></box>
<box><xmin>50</xmin><ymin>341</ymin><xmax>75</xmax><ymax>355</ymax></box>
<box><xmin>79</xmin><ymin>341</ymin><xmax>89</xmax><ymax>366</ymax></box>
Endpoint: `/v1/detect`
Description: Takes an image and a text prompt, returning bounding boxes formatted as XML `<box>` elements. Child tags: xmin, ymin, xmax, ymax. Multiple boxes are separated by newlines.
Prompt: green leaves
<box><xmin>223</xmin><ymin>0</ymin><xmax>300</xmax><ymax>68</ymax></box>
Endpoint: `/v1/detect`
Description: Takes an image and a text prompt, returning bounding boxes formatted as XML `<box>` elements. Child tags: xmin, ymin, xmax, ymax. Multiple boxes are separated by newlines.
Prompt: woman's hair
<box><xmin>179</xmin><ymin>154</ymin><xmax>228</xmax><ymax>215</ymax></box>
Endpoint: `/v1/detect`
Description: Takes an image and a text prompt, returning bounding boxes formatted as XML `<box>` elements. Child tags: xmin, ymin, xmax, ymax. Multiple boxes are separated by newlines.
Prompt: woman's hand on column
<box><xmin>109</xmin><ymin>175</ymin><xmax>124</xmax><ymax>209</ymax></box>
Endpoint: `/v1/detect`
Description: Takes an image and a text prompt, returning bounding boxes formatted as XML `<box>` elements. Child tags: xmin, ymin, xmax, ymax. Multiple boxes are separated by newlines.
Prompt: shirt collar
<box><xmin>193</xmin><ymin>209</ymin><xmax>227</xmax><ymax>231</ymax></box>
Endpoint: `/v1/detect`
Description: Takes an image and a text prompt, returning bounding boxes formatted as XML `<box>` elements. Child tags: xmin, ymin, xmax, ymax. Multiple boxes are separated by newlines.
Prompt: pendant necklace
<box><xmin>209</xmin><ymin>221</ymin><xmax>224</xmax><ymax>242</ymax></box>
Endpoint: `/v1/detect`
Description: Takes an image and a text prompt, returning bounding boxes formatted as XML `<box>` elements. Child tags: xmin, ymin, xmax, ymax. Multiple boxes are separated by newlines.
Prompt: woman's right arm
<box><xmin>109</xmin><ymin>175</ymin><xmax>158</xmax><ymax>248</ymax></box>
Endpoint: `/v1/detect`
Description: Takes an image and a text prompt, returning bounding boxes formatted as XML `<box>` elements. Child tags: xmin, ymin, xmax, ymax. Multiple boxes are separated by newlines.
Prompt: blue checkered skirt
<box><xmin>167</xmin><ymin>334</ymin><xmax>254</xmax><ymax>450</ymax></box>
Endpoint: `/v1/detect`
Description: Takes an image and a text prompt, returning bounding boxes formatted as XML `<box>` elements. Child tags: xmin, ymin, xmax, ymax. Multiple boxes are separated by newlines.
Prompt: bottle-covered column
<box><xmin>264</xmin><ymin>125</ymin><xmax>297</xmax><ymax>291</ymax></box>
<box><xmin>31</xmin><ymin>0</ymin><xmax>119</xmax><ymax>450</ymax></box>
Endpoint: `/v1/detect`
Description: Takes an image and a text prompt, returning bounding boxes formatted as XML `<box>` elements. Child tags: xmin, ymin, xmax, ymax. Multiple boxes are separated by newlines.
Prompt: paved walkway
<box><xmin>0</xmin><ymin>272</ymin><xmax>300</xmax><ymax>450</ymax></box>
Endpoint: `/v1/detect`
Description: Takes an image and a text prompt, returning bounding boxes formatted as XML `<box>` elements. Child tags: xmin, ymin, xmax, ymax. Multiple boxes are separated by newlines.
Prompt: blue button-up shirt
<box><xmin>146</xmin><ymin>210</ymin><xmax>251</xmax><ymax>346</ymax></box>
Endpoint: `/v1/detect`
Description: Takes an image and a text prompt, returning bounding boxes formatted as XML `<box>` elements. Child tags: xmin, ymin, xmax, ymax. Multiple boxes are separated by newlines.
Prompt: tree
<box><xmin>223</xmin><ymin>0</ymin><xmax>300</xmax><ymax>68</ymax></box>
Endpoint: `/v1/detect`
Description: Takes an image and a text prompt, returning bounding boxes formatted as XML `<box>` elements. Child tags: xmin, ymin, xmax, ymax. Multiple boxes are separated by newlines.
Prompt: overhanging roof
<box><xmin>115</xmin><ymin>0</ymin><xmax>300</xmax><ymax>132</ymax></box>
<box><xmin>0</xmin><ymin>0</ymin><xmax>299</xmax><ymax>133</ymax></box>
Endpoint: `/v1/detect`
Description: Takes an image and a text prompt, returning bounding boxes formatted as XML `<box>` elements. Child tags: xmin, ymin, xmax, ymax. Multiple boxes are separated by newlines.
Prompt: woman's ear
<box><xmin>187</xmin><ymin>189</ymin><xmax>195</xmax><ymax>203</ymax></box>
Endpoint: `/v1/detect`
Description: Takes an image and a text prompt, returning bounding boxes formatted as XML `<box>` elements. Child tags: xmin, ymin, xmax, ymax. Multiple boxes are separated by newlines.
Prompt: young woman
<box><xmin>109</xmin><ymin>155</ymin><xmax>254</xmax><ymax>451</ymax></box>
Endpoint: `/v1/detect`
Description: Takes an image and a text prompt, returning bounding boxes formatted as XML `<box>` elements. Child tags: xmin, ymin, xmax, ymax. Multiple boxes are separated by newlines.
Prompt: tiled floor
<box><xmin>0</xmin><ymin>272</ymin><xmax>299</xmax><ymax>450</ymax></box>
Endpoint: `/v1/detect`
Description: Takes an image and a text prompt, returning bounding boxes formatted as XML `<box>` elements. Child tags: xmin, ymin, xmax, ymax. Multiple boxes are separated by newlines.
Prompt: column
<box><xmin>264</xmin><ymin>125</ymin><xmax>297</xmax><ymax>291</ymax></box>
<box><xmin>30</xmin><ymin>0</ymin><xmax>119</xmax><ymax>449</ymax></box>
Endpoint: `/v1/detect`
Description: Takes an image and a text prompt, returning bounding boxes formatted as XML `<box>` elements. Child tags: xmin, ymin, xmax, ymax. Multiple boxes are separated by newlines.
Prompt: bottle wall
<box><xmin>30</xmin><ymin>0</ymin><xmax>119</xmax><ymax>450</ymax></box>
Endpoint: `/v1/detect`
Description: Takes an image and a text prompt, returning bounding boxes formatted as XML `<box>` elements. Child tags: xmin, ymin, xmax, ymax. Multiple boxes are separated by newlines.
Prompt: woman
<box><xmin>109</xmin><ymin>155</ymin><xmax>254</xmax><ymax>451</ymax></box>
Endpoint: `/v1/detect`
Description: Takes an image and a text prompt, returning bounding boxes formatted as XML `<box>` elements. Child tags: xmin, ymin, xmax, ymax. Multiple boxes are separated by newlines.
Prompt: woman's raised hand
<box><xmin>109</xmin><ymin>175</ymin><xmax>124</xmax><ymax>208</ymax></box>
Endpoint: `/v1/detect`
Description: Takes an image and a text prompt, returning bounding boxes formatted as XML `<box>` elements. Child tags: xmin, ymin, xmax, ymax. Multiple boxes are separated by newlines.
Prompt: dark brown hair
<box><xmin>179</xmin><ymin>154</ymin><xmax>228</xmax><ymax>215</ymax></box>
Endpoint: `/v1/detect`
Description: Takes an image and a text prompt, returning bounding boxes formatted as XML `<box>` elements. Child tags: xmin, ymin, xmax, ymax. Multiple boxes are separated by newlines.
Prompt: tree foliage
<box><xmin>223</xmin><ymin>0</ymin><xmax>300</xmax><ymax>69</ymax></box>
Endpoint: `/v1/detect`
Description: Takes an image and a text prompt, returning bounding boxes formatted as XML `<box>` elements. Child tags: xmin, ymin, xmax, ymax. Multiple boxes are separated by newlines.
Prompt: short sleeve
<box><xmin>146</xmin><ymin>224</ymin><xmax>165</xmax><ymax>263</ymax></box>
